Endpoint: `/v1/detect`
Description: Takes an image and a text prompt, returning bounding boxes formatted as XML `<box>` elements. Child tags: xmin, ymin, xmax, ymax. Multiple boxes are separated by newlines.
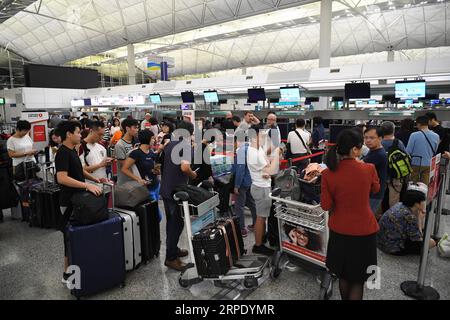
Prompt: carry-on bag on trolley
<box><xmin>192</xmin><ymin>227</ymin><xmax>230</xmax><ymax>278</ymax></box>
<box><xmin>174</xmin><ymin>181</ymin><xmax>270</xmax><ymax>289</ymax></box>
<box><xmin>105</xmin><ymin>183</ymin><xmax>142</xmax><ymax>271</ymax></box>
<box><xmin>67</xmin><ymin>213</ymin><xmax>126</xmax><ymax>299</ymax></box>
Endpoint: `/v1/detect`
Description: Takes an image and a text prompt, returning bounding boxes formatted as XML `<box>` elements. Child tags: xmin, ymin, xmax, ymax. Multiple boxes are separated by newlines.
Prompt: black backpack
<box><xmin>70</xmin><ymin>192</ymin><xmax>108</xmax><ymax>226</ymax></box>
<box><xmin>79</xmin><ymin>140</ymin><xmax>91</xmax><ymax>166</ymax></box>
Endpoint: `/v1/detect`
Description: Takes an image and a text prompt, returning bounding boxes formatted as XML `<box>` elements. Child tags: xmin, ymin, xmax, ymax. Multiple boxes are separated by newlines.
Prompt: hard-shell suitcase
<box><xmin>135</xmin><ymin>201</ymin><xmax>160</xmax><ymax>263</ymax></box>
<box><xmin>192</xmin><ymin>227</ymin><xmax>230</xmax><ymax>277</ymax></box>
<box><xmin>29</xmin><ymin>184</ymin><xmax>61</xmax><ymax>229</ymax></box>
<box><xmin>68</xmin><ymin>213</ymin><xmax>125</xmax><ymax>298</ymax></box>
<box><xmin>215</xmin><ymin>217</ymin><xmax>245</xmax><ymax>264</ymax></box>
<box><xmin>116</xmin><ymin>208</ymin><xmax>142</xmax><ymax>271</ymax></box>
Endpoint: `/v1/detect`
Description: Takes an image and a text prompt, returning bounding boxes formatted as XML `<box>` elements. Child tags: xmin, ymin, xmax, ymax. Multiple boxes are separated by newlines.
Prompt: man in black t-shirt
<box><xmin>426</xmin><ymin>112</ymin><xmax>450</xmax><ymax>156</ymax></box>
<box><xmin>363</xmin><ymin>127</ymin><xmax>388</xmax><ymax>218</ymax></box>
<box><xmin>160</xmin><ymin>121</ymin><xmax>198</xmax><ymax>271</ymax></box>
<box><xmin>54</xmin><ymin>121</ymin><xmax>104</xmax><ymax>285</ymax></box>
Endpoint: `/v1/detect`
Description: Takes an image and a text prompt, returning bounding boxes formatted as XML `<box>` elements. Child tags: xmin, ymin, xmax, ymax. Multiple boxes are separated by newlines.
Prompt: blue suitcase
<box><xmin>68</xmin><ymin>214</ymin><xmax>126</xmax><ymax>298</ymax></box>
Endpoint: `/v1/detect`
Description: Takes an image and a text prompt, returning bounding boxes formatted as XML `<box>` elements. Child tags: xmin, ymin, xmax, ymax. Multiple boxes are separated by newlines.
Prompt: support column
<box><xmin>387</xmin><ymin>50</ymin><xmax>395</xmax><ymax>62</ymax></box>
<box><xmin>317</xmin><ymin>0</ymin><xmax>332</xmax><ymax>110</ymax></box>
<box><xmin>319</xmin><ymin>0</ymin><xmax>332</xmax><ymax>68</ymax></box>
<box><xmin>7</xmin><ymin>51</ymin><xmax>14</xmax><ymax>89</ymax></box>
<box><xmin>127</xmin><ymin>43</ymin><xmax>136</xmax><ymax>85</ymax></box>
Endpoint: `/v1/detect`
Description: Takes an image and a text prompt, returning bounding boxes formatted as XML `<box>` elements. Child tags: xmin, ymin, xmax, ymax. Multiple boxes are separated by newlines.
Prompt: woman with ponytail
<box><xmin>321</xmin><ymin>129</ymin><xmax>380</xmax><ymax>300</ymax></box>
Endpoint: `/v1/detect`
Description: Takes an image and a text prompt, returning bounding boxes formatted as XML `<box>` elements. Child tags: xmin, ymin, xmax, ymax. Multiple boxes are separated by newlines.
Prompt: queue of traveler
<box><xmin>2</xmin><ymin>110</ymin><xmax>448</xmax><ymax>300</ymax></box>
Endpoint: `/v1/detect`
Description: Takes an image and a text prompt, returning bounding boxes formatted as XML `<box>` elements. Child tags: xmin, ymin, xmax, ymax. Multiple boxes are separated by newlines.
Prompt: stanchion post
<box><xmin>441</xmin><ymin>158</ymin><xmax>450</xmax><ymax>215</ymax></box>
<box><xmin>433</xmin><ymin>170</ymin><xmax>446</xmax><ymax>239</ymax></box>
<box><xmin>400</xmin><ymin>199</ymin><xmax>440</xmax><ymax>300</ymax></box>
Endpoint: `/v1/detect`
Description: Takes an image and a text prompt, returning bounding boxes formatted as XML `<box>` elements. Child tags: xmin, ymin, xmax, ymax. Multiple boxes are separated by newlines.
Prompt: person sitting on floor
<box><xmin>377</xmin><ymin>189</ymin><xmax>436</xmax><ymax>256</ymax></box>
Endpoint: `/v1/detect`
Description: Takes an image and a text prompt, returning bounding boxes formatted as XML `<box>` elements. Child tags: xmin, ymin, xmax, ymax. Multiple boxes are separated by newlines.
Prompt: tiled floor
<box><xmin>1</xmin><ymin>199</ymin><xmax>449</xmax><ymax>300</ymax></box>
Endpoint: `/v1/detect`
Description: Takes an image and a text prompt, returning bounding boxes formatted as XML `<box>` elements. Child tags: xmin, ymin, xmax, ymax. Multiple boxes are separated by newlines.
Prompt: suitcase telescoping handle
<box><xmin>102</xmin><ymin>182</ymin><xmax>115</xmax><ymax>210</ymax></box>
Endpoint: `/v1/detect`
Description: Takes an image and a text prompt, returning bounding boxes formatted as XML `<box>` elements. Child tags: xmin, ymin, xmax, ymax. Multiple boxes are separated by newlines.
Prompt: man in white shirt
<box><xmin>141</xmin><ymin>113</ymin><xmax>152</xmax><ymax>131</ymax></box>
<box><xmin>247</xmin><ymin>125</ymin><xmax>280</xmax><ymax>256</ymax></box>
<box><xmin>287</xmin><ymin>118</ymin><xmax>311</xmax><ymax>173</ymax></box>
<box><xmin>79</xmin><ymin>120</ymin><xmax>112</xmax><ymax>183</ymax></box>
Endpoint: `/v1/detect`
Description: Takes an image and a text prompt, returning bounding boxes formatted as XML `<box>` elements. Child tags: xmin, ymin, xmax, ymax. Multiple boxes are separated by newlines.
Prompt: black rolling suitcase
<box><xmin>135</xmin><ymin>201</ymin><xmax>161</xmax><ymax>262</ymax></box>
<box><xmin>192</xmin><ymin>227</ymin><xmax>230</xmax><ymax>278</ymax></box>
<box><xmin>29</xmin><ymin>184</ymin><xmax>62</xmax><ymax>229</ymax></box>
<box><xmin>29</xmin><ymin>166</ymin><xmax>61</xmax><ymax>229</ymax></box>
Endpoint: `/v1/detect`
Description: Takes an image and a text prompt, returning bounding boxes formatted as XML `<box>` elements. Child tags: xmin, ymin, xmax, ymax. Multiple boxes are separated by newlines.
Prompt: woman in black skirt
<box><xmin>321</xmin><ymin>129</ymin><xmax>380</xmax><ymax>300</ymax></box>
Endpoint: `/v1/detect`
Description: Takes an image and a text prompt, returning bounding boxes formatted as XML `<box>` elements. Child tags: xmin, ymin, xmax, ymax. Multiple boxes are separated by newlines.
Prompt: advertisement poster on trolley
<box><xmin>280</xmin><ymin>220</ymin><xmax>327</xmax><ymax>263</ymax></box>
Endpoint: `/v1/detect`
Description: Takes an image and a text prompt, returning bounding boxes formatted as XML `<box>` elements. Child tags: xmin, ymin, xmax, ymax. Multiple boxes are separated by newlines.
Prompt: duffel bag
<box><xmin>70</xmin><ymin>192</ymin><xmax>109</xmax><ymax>226</ymax></box>
<box><xmin>173</xmin><ymin>184</ymin><xmax>214</xmax><ymax>205</ymax></box>
<box><xmin>114</xmin><ymin>181</ymin><xmax>149</xmax><ymax>208</ymax></box>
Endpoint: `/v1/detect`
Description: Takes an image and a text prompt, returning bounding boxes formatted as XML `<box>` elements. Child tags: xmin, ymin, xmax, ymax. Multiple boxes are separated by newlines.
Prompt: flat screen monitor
<box><xmin>405</xmin><ymin>99</ymin><xmax>414</xmax><ymax>105</ymax></box>
<box><xmin>395</xmin><ymin>80</ymin><xmax>426</xmax><ymax>99</ymax></box>
<box><xmin>280</xmin><ymin>87</ymin><xmax>300</xmax><ymax>103</ymax></box>
<box><xmin>446</xmin><ymin>98</ymin><xmax>450</xmax><ymax>104</ymax></box>
<box><xmin>150</xmin><ymin>94</ymin><xmax>162</xmax><ymax>104</ymax></box>
<box><xmin>345</xmin><ymin>83</ymin><xmax>371</xmax><ymax>99</ymax></box>
<box><xmin>329</xmin><ymin>125</ymin><xmax>356</xmax><ymax>143</ymax></box>
<box><xmin>181</xmin><ymin>91</ymin><xmax>195</xmax><ymax>103</ymax></box>
<box><xmin>180</xmin><ymin>104</ymin><xmax>190</xmax><ymax>110</ymax></box>
<box><xmin>84</xmin><ymin>98</ymin><xmax>91</xmax><ymax>106</ymax></box>
<box><xmin>204</xmin><ymin>90</ymin><xmax>219</xmax><ymax>103</ymax></box>
<box><xmin>248</xmin><ymin>88</ymin><xmax>266</xmax><ymax>103</ymax></box>
<box><xmin>430</xmin><ymin>99</ymin><xmax>440</xmax><ymax>105</ymax></box>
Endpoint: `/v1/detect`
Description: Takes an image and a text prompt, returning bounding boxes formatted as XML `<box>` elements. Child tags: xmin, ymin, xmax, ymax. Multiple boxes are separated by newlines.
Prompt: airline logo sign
<box><xmin>22</xmin><ymin>112</ymin><xmax>49</xmax><ymax>123</ymax></box>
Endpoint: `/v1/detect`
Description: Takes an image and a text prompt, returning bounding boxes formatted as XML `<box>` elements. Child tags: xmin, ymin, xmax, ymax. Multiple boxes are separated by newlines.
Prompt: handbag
<box><xmin>438</xmin><ymin>233</ymin><xmax>450</xmax><ymax>258</ymax></box>
<box><xmin>70</xmin><ymin>191</ymin><xmax>108</xmax><ymax>226</ymax></box>
<box><xmin>114</xmin><ymin>180</ymin><xmax>150</xmax><ymax>208</ymax></box>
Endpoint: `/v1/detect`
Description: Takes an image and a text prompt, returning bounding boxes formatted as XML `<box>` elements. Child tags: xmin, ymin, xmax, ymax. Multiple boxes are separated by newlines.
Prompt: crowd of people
<box><xmin>2</xmin><ymin>110</ymin><xmax>448</xmax><ymax>300</ymax></box>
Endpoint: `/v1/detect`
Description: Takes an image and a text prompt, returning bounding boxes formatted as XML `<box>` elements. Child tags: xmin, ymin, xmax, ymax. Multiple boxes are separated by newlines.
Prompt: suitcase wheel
<box><xmin>179</xmin><ymin>277</ymin><xmax>190</xmax><ymax>289</ymax></box>
<box><xmin>243</xmin><ymin>278</ymin><xmax>258</xmax><ymax>289</ymax></box>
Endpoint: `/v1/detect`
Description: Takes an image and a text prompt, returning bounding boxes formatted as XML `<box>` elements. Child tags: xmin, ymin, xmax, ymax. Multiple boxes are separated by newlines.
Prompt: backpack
<box><xmin>387</xmin><ymin>139</ymin><xmax>412</xmax><ymax>179</ymax></box>
<box><xmin>79</xmin><ymin>140</ymin><xmax>91</xmax><ymax>166</ymax></box>
<box><xmin>274</xmin><ymin>168</ymin><xmax>301</xmax><ymax>201</ymax></box>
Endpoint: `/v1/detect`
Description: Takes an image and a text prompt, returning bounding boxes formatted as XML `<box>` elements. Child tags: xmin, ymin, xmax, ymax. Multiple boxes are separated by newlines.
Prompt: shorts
<box><xmin>250</xmin><ymin>185</ymin><xmax>272</xmax><ymax>218</ymax></box>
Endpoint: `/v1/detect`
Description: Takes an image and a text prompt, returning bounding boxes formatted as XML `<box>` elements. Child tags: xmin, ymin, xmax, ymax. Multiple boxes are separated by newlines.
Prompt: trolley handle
<box><xmin>173</xmin><ymin>191</ymin><xmax>190</xmax><ymax>202</ymax></box>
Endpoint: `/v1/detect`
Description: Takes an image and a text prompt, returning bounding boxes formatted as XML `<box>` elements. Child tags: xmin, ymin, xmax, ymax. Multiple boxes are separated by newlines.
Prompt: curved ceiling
<box><xmin>0</xmin><ymin>0</ymin><xmax>311</xmax><ymax>64</ymax></box>
<box><xmin>153</xmin><ymin>1</ymin><xmax>450</xmax><ymax>76</ymax></box>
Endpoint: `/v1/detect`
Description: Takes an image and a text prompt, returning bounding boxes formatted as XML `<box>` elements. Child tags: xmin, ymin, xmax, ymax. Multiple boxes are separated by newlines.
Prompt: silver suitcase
<box><xmin>117</xmin><ymin>209</ymin><xmax>142</xmax><ymax>271</ymax></box>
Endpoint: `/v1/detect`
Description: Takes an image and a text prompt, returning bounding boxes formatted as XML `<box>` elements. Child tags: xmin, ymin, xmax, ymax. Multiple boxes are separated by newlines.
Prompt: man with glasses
<box><xmin>363</xmin><ymin>127</ymin><xmax>388</xmax><ymax>218</ymax></box>
<box><xmin>78</xmin><ymin>120</ymin><xmax>113</xmax><ymax>183</ymax></box>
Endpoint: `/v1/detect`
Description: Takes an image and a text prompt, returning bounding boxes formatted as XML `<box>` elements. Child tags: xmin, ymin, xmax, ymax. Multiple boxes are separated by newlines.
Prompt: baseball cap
<box><xmin>145</xmin><ymin>113</ymin><xmax>151</xmax><ymax>117</ymax></box>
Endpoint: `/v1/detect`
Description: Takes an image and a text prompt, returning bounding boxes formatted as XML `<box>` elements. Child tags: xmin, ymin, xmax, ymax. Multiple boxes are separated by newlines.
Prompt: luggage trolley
<box><xmin>269</xmin><ymin>188</ymin><xmax>336</xmax><ymax>300</ymax></box>
<box><xmin>174</xmin><ymin>182</ymin><xmax>270</xmax><ymax>290</ymax></box>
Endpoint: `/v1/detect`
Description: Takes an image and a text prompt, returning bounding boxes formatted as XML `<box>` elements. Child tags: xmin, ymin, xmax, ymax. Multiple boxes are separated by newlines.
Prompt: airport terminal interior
<box><xmin>1</xmin><ymin>0</ymin><xmax>450</xmax><ymax>301</ymax></box>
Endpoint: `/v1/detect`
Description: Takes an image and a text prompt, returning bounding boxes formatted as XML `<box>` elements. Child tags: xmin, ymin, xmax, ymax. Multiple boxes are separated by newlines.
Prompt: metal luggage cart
<box><xmin>269</xmin><ymin>188</ymin><xmax>336</xmax><ymax>300</ymax></box>
<box><xmin>174</xmin><ymin>183</ymin><xmax>270</xmax><ymax>290</ymax></box>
